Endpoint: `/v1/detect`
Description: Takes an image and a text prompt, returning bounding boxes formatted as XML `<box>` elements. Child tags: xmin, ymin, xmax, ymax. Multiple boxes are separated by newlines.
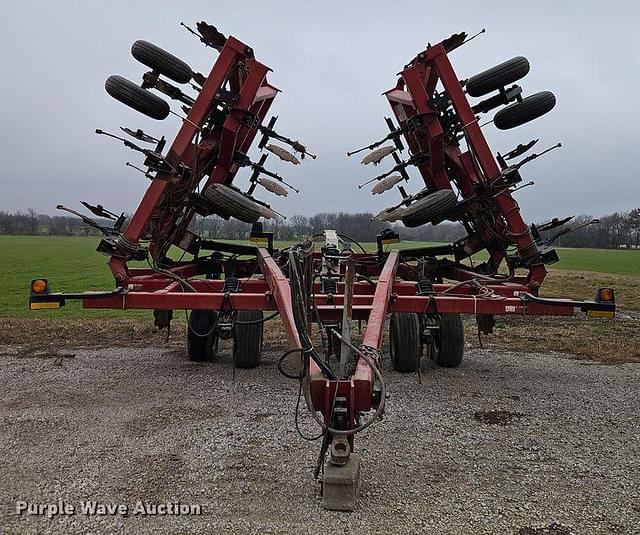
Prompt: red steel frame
<box><xmin>386</xmin><ymin>44</ymin><xmax>547</xmax><ymax>289</ymax></box>
<box><xmin>32</xmin><ymin>32</ymin><xmax>613</xmax><ymax>488</ymax></box>
<box><xmin>108</xmin><ymin>36</ymin><xmax>279</xmax><ymax>283</ymax></box>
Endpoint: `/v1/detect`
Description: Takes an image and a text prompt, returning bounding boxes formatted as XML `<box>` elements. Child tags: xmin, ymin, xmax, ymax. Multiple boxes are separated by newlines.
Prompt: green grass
<box><xmin>0</xmin><ymin>235</ymin><xmax>637</xmax><ymax>318</ymax></box>
<box><xmin>0</xmin><ymin>236</ymin><xmax>145</xmax><ymax>319</ymax></box>
<box><xmin>547</xmin><ymin>247</ymin><xmax>640</xmax><ymax>276</ymax></box>
<box><xmin>370</xmin><ymin>241</ymin><xmax>639</xmax><ymax>276</ymax></box>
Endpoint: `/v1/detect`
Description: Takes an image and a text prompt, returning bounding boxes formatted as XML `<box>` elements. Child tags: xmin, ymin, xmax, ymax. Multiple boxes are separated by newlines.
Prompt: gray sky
<box><xmin>1</xmin><ymin>1</ymin><xmax>638</xmax><ymax>222</ymax></box>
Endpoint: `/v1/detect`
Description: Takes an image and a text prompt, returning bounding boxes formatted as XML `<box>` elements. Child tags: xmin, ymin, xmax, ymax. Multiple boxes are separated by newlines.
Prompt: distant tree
<box><xmin>2</xmin><ymin>208</ymin><xmax>640</xmax><ymax>250</ymax></box>
<box><xmin>628</xmin><ymin>208</ymin><xmax>640</xmax><ymax>247</ymax></box>
<box><xmin>27</xmin><ymin>208</ymin><xmax>38</xmax><ymax>234</ymax></box>
<box><xmin>49</xmin><ymin>217</ymin><xmax>70</xmax><ymax>236</ymax></box>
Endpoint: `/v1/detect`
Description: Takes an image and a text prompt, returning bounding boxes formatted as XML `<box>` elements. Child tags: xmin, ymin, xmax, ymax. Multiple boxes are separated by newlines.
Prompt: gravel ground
<box><xmin>1</xmin><ymin>338</ymin><xmax>639</xmax><ymax>534</ymax></box>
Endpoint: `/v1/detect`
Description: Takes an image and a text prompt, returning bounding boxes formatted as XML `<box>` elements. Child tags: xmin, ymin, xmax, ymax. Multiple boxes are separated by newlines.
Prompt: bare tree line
<box><xmin>190</xmin><ymin>212</ymin><xmax>467</xmax><ymax>244</ymax></box>
<box><xmin>1</xmin><ymin>208</ymin><xmax>639</xmax><ymax>249</ymax></box>
<box><xmin>538</xmin><ymin>211</ymin><xmax>640</xmax><ymax>249</ymax></box>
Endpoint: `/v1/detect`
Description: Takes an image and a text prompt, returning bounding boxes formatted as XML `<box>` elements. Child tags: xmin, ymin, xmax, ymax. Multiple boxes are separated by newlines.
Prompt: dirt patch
<box><xmin>0</xmin><ymin>317</ymin><xmax>159</xmax><ymax>348</ymax></box>
<box><xmin>474</xmin><ymin>409</ymin><xmax>524</xmax><ymax>426</ymax></box>
<box><xmin>541</xmin><ymin>269</ymin><xmax>640</xmax><ymax>312</ymax></box>
<box><xmin>474</xmin><ymin>315</ymin><xmax>640</xmax><ymax>364</ymax></box>
<box><xmin>3</xmin><ymin>314</ymin><xmax>639</xmax><ymax>366</ymax></box>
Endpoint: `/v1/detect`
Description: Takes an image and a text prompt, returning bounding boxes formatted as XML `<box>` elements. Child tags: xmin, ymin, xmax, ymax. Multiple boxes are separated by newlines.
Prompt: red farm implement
<box><xmin>30</xmin><ymin>24</ymin><xmax>615</xmax><ymax>510</ymax></box>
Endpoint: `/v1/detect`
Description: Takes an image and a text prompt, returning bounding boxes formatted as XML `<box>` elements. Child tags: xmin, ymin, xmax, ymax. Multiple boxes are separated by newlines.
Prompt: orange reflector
<box><xmin>31</xmin><ymin>279</ymin><xmax>48</xmax><ymax>294</ymax></box>
<box><xmin>598</xmin><ymin>288</ymin><xmax>614</xmax><ymax>302</ymax></box>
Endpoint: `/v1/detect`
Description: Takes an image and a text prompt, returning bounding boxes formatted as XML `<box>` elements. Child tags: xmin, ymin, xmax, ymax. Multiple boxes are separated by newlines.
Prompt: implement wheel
<box><xmin>389</xmin><ymin>312</ymin><xmax>422</xmax><ymax>372</ymax></box>
<box><xmin>187</xmin><ymin>310</ymin><xmax>219</xmax><ymax>362</ymax></box>
<box><xmin>233</xmin><ymin>310</ymin><xmax>263</xmax><ymax>369</ymax></box>
<box><xmin>432</xmin><ymin>314</ymin><xmax>464</xmax><ymax>368</ymax></box>
<box><xmin>401</xmin><ymin>190</ymin><xmax>458</xmax><ymax>228</ymax></box>
<box><xmin>131</xmin><ymin>40</ymin><xmax>193</xmax><ymax>84</ymax></box>
<box><xmin>202</xmin><ymin>184</ymin><xmax>263</xmax><ymax>224</ymax></box>
<box><xmin>494</xmin><ymin>91</ymin><xmax>556</xmax><ymax>130</ymax></box>
<box><xmin>105</xmin><ymin>75</ymin><xmax>170</xmax><ymax>120</ymax></box>
<box><xmin>466</xmin><ymin>56</ymin><xmax>530</xmax><ymax>97</ymax></box>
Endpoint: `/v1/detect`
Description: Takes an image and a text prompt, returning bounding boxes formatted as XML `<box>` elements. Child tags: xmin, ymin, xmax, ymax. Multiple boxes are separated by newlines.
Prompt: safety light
<box><xmin>597</xmin><ymin>288</ymin><xmax>615</xmax><ymax>303</ymax></box>
<box><xmin>29</xmin><ymin>278</ymin><xmax>61</xmax><ymax>310</ymax></box>
<box><xmin>31</xmin><ymin>279</ymin><xmax>48</xmax><ymax>294</ymax></box>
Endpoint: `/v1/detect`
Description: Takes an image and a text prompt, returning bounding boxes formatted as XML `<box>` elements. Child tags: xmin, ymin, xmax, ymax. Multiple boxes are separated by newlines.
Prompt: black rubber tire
<box><xmin>401</xmin><ymin>190</ymin><xmax>458</xmax><ymax>228</ymax></box>
<box><xmin>494</xmin><ymin>91</ymin><xmax>556</xmax><ymax>130</ymax></box>
<box><xmin>187</xmin><ymin>310</ymin><xmax>218</xmax><ymax>362</ymax></box>
<box><xmin>202</xmin><ymin>184</ymin><xmax>263</xmax><ymax>224</ymax></box>
<box><xmin>389</xmin><ymin>312</ymin><xmax>422</xmax><ymax>372</ymax></box>
<box><xmin>432</xmin><ymin>314</ymin><xmax>464</xmax><ymax>368</ymax></box>
<box><xmin>131</xmin><ymin>40</ymin><xmax>193</xmax><ymax>84</ymax></box>
<box><xmin>466</xmin><ymin>56</ymin><xmax>530</xmax><ymax>97</ymax></box>
<box><xmin>233</xmin><ymin>310</ymin><xmax>263</xmax><ymax>369</ymax></box>
<box><xmin>105</xmin><ymin>75</ymin><xmax>170</xmax><ymax>120</ymax></box>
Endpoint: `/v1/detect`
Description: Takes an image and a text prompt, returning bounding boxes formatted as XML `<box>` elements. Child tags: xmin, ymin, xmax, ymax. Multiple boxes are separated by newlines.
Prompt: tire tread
<box><xmin>467</xmin><ymin>56</ymin><xmax>530</xmax><ymax>97</ymax></box>
<box><xmin>233</xmin><ymin>310</ymin><xmax>263</xmax><ymax>369</ymax></box>
<box><xmin>187</xmin><ymin>310</ymin><xmax>218</xmax><ymax>362</ymax></box>
<box><xmin>389</xmin><ymin>312</ymin><xmax>422</xmax><ymax>372</ymax></box>
<box><xmin>494</xmin><ymin>91</ymin><xmax>556</xmax><ymax>130</ymax></box>
<box><xmin>105</xmin><ymin>75</ymin><xmax>169</xmax><ymax>120</ymax></box>
<box><xmin>433</xmin><ymin>314</ymin><xmax>464</xmax><ymax>368</ymax></box>
<box><xmin>131</xmin><ymin>40</ymin><xmax>193</xmax><ymax>84</ymax></box>
<box><xmin>401</xmin><ymin>190</ymin><xmax>458</xmax><ymax>228</ymax></box>
<box><xmin>203</xmin><ymin>184</ymin><xmax>263</xmax><ymax>223</ymax></box>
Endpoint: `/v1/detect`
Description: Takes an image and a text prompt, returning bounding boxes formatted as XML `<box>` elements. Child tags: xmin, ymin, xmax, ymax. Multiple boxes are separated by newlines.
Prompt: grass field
<box><xmin>544</xmin><ymin>247</ymin><xmax>639</xmax><ymax>275</ymax></box>
<box><xmin>0</xmin><ymin>235</ymin><xmax>637</xmax><ymax>318</ymax></box>
<box><xmin>0</xmin><ymin>236</ymin><xmax>141</xmax><ymax>319</ymax></box>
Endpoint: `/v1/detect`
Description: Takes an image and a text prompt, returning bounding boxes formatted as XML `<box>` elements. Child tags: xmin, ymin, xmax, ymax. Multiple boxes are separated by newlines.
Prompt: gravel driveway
<box><xmin>1</xmin><ymin>338</ymin><xmax>638</xmax><ymax>534</ymax></box>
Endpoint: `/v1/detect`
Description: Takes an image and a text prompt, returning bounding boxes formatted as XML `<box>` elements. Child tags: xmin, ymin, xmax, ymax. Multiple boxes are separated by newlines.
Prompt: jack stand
<box><xmin>322</xmin><ymin>452</ymin><xmax>361</xmax><ymax>511</ymax></box>
<box><xmin>322</xmin><ymin>433</ymin><xmax>361</xmax><ymax>511</ymax></box>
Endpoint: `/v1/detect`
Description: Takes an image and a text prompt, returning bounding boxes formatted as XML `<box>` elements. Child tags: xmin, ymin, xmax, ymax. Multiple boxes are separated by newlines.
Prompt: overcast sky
<box><xmin>1</xmin><ymin>1</ymin><xmax>638</xmax><ymax>223</ymax></box>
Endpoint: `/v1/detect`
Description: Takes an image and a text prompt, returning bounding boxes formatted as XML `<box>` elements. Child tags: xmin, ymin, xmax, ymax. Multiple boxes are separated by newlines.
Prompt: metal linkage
<box><xmin>93</xmin><ymin>27</ymin><xmax>309</xmax><ymax>285</ymax></box>
<box><xmin>350</xmin><ymin>35</ymin><xmax>571</xmax><ymax>288</ymax></box>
